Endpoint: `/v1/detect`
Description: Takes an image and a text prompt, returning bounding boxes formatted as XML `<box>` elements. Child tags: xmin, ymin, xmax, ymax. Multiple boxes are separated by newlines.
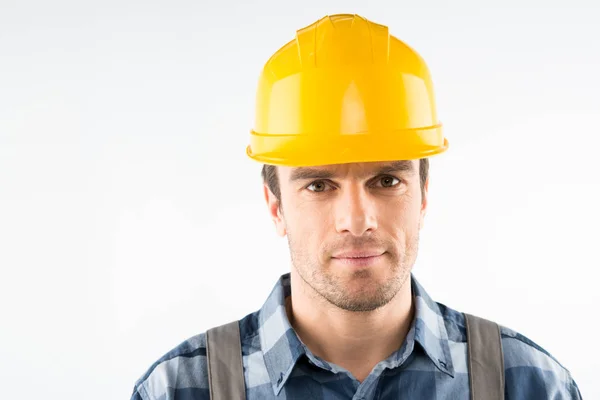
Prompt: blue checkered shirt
<box><xmin>131</xmin><ymin>273</ymin><xmax>582</xmax><ymax>399</ymax></box>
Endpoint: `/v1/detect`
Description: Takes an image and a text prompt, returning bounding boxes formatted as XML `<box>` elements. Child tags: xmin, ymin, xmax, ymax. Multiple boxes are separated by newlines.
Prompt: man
<box><xmin>131</xmin><ymin>14</ymin><xmax>582</xmax><ymax>399</ymax></box>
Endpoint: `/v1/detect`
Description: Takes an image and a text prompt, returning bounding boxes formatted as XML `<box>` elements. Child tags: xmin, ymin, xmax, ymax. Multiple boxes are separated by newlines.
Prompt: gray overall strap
<box><xmin>206</xmin><ymin>320</ymin><xmax>246</xmax><ymax>400</ymax></box>
<box><xmin>464</xmin><ymin>313</ymin><xmax>505</xmax><ymax>400</ymax></box>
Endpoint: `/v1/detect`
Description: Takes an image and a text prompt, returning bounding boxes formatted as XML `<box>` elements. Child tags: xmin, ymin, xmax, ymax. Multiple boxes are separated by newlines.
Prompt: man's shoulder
<box><xmin>499</xmin><ymin>325</ymin><xmax>581</xmax><ymax>398</ymax></box>
<box><xmin>130</xmin><ymin>312</ymin><xmax>261</xmax><ymax>400</ymax></box>
<box><xmin>438</xmin><ymin>304</ymin><xmax>581</xmax><ymax>398</ymax></box>
<box><xmin>499</xmin><ymin>324</ymin><xmax>565</xmax><ymax>372</ymax></box>
<box><xmin>131</xmin><ymin>332</ymin><xmax>210</xmax><ymax>400</ymax></box>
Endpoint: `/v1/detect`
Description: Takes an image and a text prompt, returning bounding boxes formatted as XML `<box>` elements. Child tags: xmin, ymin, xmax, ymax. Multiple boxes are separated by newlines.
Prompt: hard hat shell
<box><xmin>246</xmin><ymin>14</ymin><xmax>448</xmax><ymax>167</ymax></box>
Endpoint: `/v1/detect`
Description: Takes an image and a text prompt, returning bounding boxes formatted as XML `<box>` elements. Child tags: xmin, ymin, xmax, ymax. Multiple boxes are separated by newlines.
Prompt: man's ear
<box><xmin>263</xmin><ymin>184</ymin><xmax>286</xmax><ymax>237</ymax></box>
<box><xmin>420</xmin><ymin>176</ymin><xmax>429</xmax><ymax>229</ymax></box>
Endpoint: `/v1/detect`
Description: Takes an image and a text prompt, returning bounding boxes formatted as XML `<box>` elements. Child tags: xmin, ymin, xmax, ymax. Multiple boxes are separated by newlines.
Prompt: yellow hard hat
<box><xmin>246</xmin><ymin>14</ymin><xmax>449</xmax><ymax>167</ymax></box>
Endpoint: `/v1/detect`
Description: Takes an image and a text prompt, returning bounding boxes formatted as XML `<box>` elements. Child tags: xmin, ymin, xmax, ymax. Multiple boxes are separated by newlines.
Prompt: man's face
<box><xmin>265</xmin><ymin>160</ymin><xmax>428</xmax><ymax>312</ymax></box>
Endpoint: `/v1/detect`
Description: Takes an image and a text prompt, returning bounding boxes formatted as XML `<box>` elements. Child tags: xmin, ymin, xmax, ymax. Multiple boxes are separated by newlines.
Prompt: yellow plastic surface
<box><xmin>246</xmin><ymin>14</ymin><xmax>449</xmax><ymax>167</ymax></box>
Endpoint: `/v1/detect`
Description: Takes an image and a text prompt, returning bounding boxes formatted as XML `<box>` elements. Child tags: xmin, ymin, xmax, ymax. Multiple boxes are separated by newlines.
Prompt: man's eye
<box><xmin>306</xmin><ymin>181</ymin><xmax>331</xmax><ymax>192</ymax></box>
<box><xmin>376</xmin><ymin>176</ymin><xmax>401</xmax><ymax>188</ymax></box>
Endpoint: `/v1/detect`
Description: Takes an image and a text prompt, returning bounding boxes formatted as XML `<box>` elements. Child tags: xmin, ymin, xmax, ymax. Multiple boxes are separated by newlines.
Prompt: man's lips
<box><xmin>331</xmin><ymin>251</ymin><xmax>386</xmax><ymax>267</ymax></box>
<box><xmin>332</xmin><ymin>249</ymin><xmax>385</xmax><ymax>258</ymax></box>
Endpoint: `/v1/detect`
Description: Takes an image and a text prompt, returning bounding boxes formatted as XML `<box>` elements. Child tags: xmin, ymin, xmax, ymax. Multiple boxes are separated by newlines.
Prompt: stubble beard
<box><xmin>288</xmin><ymin>231</ymin><xmax>419</xmax><ymax>312</ymax></box>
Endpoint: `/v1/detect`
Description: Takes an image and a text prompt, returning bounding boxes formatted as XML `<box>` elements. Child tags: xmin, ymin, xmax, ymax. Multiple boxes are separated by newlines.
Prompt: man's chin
<box><xmin>336</xmin><ymin>268</ymin><xmax>389</xmax><ymax>288</ymax></box>
<box><xmin>329</xmin><ymin>295</ymin><xmax>392</xmax><ymax>312</ymax></box>
<box><xmin>326</xmin><ymin>282</ymin><xmax>396</xmax><ymax>312</ymax></box>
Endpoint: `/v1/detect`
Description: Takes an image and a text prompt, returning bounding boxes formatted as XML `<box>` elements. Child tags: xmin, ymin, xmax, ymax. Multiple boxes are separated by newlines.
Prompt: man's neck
<box><xmin>285</xmin><ymin>271</ymin><xmax>415</xmax><ymax>383</ymax></box>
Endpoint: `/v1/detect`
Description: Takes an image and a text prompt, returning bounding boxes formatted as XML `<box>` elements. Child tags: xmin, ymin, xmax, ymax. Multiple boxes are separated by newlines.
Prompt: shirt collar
<box><xmin>258</xmin><ymin>273</ymin><xmax>454</xmax><ymax>395</ymax></box>
<box><xmin>258</xmin><ymin>273</ymin><xmax>306</xmax><ymax>395</ymax></box>
<box><xmin>411</xmin><ymin>275</ymin><xmax>455</xmax><ymax>377</ymax></box>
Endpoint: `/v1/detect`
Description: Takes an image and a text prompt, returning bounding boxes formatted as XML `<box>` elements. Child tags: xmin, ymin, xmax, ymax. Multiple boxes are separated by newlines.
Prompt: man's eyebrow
<box><xmin>289</xmin><ymin>167</ymin><xmax>336</xmax><ymax>182</ymax></box>
<box><xmin>375</xmin><ymin>160</ymin><xmax>415</xmax><ymax>175</ymax></box>
<box><xmin>289</xmin><ymin>161</ymin><xmax>415</xmax><ymax>182</ymax></box>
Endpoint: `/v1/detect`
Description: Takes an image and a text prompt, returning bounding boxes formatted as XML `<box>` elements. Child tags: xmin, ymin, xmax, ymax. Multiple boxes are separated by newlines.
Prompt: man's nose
<box><xmin>334</xmin><ymin>184</ymin><xmax>378</xmax><ymax>236</ymax></box>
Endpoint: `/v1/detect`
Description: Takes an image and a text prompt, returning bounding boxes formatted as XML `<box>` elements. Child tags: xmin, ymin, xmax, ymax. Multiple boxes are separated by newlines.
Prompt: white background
<box><xmin>1</xmin><ymin>0</ymin><xmax>598</xmax><ymax>398</ymax></box>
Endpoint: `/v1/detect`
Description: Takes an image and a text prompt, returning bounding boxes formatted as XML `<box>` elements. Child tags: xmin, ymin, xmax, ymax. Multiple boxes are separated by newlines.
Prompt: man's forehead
<box><xmin>283</xmin><ymin>160</ymin><xmax>417</xmax><ymax>182</ymax></box>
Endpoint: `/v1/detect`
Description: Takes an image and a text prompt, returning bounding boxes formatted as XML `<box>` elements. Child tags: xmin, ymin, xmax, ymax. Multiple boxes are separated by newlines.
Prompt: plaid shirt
<box><xmin>131</xmin><ymin>273</ymin><xmax>582</xmax><ymax>399</ymax></box>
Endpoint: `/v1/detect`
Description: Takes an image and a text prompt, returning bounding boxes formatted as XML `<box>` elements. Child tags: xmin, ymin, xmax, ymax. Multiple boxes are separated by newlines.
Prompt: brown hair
<box><xmin>261</xmin><ymin>158</ymin><xmax>429</xmax><ymax>206</ymax></box>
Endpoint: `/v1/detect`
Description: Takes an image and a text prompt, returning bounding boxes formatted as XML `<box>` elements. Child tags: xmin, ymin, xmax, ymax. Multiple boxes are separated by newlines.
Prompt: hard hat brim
<box><xmin>246</xmin><ymin>125</ymin><xmax>448</xmax><ymax>167</ymax></box>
